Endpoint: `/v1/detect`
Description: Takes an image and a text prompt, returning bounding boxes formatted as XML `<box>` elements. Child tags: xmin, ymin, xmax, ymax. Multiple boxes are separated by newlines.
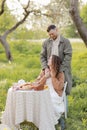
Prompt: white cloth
<box><xmin>46</xmin><ymin>78</ymin><xmax>64</xmax><ymax>119</ymax></box>
<box><xmin>0</xmin><ymin>124</ymin><xmax>11</xmax><ymax>130</ymax></box>
<box><xmin>1</xmin><ymin>88</ymin><xmax>58</xmax><ymax>130</ymax></box>
<box><xmin>51</xmin><ymin>35</ymin><xmax>60</xmax><ymax>56</ymax></box>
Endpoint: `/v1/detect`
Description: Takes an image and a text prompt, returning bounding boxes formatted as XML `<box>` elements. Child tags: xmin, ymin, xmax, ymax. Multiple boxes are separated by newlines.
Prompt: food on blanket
<box><xmin>44</xmin><ymin>85</ymin><xmax>48</xmax><ymax>89</ymax></box>
<box><xmin>19</xmin><ymin>82</ymin><xmax>34</xmax><ymax>90</ymax></box>
<box><xmin>12</xmin><ymin>81</ymin><xmax>48</xmax><ymax>91</ymax></box>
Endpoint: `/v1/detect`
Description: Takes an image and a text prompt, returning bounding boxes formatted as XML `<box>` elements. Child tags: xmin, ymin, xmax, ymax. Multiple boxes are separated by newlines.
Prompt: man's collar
<box><xmin>49</xmin><ymin>35</ymin><xmax>64</xmax><ymax>43</ymax></box>
<box><xmin>60</xmin><ymin>35</ymin><xmax>64</xmax><ymax>43</ymax></box>
<box><xmin>49</xmin><ymin>35</ymin><xmax>60</xmax><ymax>41</ymax></box>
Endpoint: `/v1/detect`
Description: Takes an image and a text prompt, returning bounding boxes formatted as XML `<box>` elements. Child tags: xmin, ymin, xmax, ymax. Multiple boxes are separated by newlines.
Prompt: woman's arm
<box><xmin>33</xmin><ymin>76</ymin><xmax>46</xmax><ymax>90</ymax></box>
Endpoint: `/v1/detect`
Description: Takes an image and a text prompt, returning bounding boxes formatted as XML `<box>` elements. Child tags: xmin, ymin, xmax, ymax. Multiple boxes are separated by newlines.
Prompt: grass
<box><xmin>0</xmin><ymin>39</ymin><xmax>87</xmax><ymax>130</ymax></box>
<box><xmin>66</xmin><ymin>41</ymin><xmax>87</xmax><ymax>130</ymax></box>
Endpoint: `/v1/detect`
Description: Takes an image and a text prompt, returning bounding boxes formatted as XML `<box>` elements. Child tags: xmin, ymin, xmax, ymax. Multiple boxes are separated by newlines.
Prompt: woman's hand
<box><xmin>45</xmin><ymin>68</ymin><xmax>50</xmax><ymax>78</ymax></box>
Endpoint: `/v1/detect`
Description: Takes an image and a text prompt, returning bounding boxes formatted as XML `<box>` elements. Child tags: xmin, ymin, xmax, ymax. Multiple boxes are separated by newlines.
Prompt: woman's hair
<box><xmin>51</xmin><ymin>55</ymin><xmax>61</xmax><ymax>77</ymax></box>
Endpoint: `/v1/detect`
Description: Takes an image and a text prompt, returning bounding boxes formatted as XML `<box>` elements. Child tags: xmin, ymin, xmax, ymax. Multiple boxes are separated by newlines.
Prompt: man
<box><xmin>40</xmin><ymin>24</ymin><xmax>72</xmax><ymax>95</ymax></box>
<box><xmin>40</xmin><ymin>25</ymin><xmax>72</xmax><ymax>130</ymax></box>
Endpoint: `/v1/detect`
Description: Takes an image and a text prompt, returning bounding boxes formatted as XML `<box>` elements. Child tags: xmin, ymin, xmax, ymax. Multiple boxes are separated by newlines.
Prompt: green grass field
<box><xmin>0</xmin><ymin>39</ymin><xmax>87</xmax><ymax>130</ymax></box>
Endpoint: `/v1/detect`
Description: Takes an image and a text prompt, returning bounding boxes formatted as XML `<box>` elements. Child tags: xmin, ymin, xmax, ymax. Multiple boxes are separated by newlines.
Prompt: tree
<box><xmin>69</xmin><ymin>0</ymin><xmax>87</xmax><ymax>47</ymax></box>
<box><xmin>43</xmin><ymin>0</ymin><xmax>72</xmax><ymax>28</ymax></box>
<box><xmin>0</xmin><ymin>0</ymin><xmax>42</xmax><ymax>61</ymax></box>
<box><xmin>15</xmin><ymin>0</ymin><xmax>72</xmax><ymax>32</ymax></box>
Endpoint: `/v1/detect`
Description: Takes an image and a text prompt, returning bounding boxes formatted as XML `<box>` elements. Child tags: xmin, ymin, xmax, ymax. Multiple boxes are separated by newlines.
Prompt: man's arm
<box><xmin>40</xmin><ymin>41</ymin><xmax>48</xmax><ymax>70</ymax></box>
<box><xmin>60</xmin><ymin>39</ymin><xmax>72</xmax><ymax>71</ymax></box>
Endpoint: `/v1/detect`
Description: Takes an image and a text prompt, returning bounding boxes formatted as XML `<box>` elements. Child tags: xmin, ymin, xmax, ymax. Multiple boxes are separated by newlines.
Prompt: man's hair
<box><xmin>47</xmin><ymin>25</ymin><xmax>56</xmax><ymax>32</ymax></box>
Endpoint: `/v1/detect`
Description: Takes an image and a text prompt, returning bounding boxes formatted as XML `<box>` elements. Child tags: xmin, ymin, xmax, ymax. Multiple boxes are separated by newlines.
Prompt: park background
<box><xmin>0</xmin><ymin>0</ymin><xmax>87</xmax><ymax>130</ymax></box>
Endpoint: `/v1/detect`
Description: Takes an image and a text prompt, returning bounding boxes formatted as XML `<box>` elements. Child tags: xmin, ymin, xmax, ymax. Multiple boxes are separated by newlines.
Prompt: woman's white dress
<box><xmin>46</xmin><ymin>77</ymin><xmax>64</xmax><ymax>120</ymax></box>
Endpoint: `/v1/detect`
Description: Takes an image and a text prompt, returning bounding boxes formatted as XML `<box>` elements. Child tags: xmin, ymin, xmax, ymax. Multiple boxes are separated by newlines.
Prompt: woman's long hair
<box><xmin>51</xmin><ymin>55</ymin><xmax>61</xmax><ymax>78</ymax></box>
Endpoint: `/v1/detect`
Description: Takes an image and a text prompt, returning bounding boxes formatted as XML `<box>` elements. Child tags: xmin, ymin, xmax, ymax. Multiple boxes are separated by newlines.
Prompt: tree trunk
<box><xmin>69</xmin><ymin>0</ymin><xmax>87</xmax><ymax>47</ymax></box>
<box><xmin>0</xmin><ymin>35</ymin><xmax>12</xmax><ymax>61</ymax></box>
<box><xmin>0</xmin><ymin>0</ymin><xmax>6</xmax><ymax>15</ymax></box>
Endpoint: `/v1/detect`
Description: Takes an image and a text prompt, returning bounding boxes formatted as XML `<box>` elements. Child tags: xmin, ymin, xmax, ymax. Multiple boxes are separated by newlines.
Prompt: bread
<box><xmin>19</xmin><ymin>83</ymin><xmax>33</xmax><ymax>90</ymax></box>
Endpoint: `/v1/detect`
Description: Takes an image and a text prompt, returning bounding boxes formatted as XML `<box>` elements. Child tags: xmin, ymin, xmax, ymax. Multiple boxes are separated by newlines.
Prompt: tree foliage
<box><xmin>61</xmin><ymin>24</ymin><xmax>79</xmax><ymax>38</ymax></box>
<box><xmin>80</xmin><ymin>4</ymin><xmax>87</xmax><ymax>27</ymax></box>
<box><xmin>44</xmin><ymin>0</ymin><xmax>72</xmax><ymax>28</ymax></box>
<box><xmin>0</xmin><ymin>7</ymin><xmax>16</xmax><ymax>34</ymax></box>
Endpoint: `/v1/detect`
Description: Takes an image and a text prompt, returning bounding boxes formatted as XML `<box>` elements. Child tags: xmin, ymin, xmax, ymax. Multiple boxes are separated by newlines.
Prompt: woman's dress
<box><xmin>46</xmin><ymin>77</ymin><xmax>64</xmax><ymax>120</ymax></box>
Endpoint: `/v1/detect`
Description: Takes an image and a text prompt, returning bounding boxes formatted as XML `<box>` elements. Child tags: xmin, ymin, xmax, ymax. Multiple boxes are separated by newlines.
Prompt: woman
<box><xmin>19</xmin><ymin>55</ymin><xmax>65</xmax><ymax>119</ymax></box>
<box><xmin>47</xmin><ymin>55</ymin><xmax>64</xmax><ymax>96</ymax></box>
<box><xmin>45</xmin><ymin>55</ymin><xmax>65</xmax><ymax>120</ymax></box>
<box><xmin>32</xmin><ymin>55</ymin><xmax>65</xmax><ymax>120</ymax></box>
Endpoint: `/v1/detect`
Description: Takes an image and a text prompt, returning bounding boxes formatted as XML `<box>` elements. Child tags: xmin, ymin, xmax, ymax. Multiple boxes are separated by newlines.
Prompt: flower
<box><xmin>4</xmin><ymin>128</ymin><xmax>7</xmax><ymax>130</ymax></box>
